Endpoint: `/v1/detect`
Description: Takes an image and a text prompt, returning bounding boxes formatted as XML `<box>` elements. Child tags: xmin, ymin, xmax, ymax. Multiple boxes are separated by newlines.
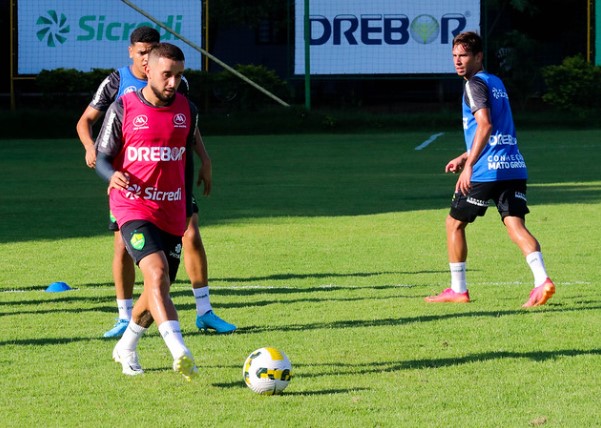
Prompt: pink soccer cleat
<box><xmin>523</xmin><ymin>278</ymin><xmax>555</xmax><ymax>308</ymax></box>
<box><xmin>425</xmin><ymin>288</ymin><xmax>470</xmax><ymax>303</ymax></box>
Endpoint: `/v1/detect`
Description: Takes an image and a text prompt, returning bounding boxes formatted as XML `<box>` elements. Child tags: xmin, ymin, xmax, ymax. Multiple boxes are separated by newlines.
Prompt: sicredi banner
<box><xmin>17</xmin><ymin>0</ymin><xmax>202</xmax><ymax>74</ymax></box>
<box><xmin>295</xmin><ymin>0</ymin><xmax>480</xmax><ymax>75</ymax></box>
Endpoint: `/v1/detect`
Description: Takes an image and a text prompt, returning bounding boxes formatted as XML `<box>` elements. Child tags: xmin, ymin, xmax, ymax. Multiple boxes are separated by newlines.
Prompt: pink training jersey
<box><xmin>109</xmin><ymin>91</ymin><xmax>191</xmax><ymax>236</ymax></box>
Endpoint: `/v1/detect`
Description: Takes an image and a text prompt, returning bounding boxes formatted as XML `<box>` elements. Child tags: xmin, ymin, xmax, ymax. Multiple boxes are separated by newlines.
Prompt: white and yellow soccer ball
<box><xmin>243</xmin><ymin>347</ymin><xmax>293</xmax><ymax>395</ymax></box>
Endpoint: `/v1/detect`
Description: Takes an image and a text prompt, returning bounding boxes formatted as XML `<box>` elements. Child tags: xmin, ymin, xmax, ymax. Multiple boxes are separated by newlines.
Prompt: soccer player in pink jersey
<box><xmin>76</xmin><ymin>26</ymin><xmax>236</xmax><ymax>338</ymax></box>
<box><xmin>95</xmin><ymin>43</ymin><xmax>200</xmax><ymax>380</ymax></box>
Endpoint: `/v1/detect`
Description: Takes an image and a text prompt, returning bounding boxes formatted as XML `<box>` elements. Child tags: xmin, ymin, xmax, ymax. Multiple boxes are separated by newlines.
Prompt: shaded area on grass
<box><xmin>1</xmin><ymin>131</ymin><xmax>600</xmax><ymax>244</ymax></box>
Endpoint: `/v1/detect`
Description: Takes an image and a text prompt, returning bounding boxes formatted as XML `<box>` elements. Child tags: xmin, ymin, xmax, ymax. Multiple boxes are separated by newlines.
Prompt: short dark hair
<box><xmin>452</xmin><ymin>31</ymin><xmax>483</xmax><ymax>55</ymax></box>
<box><xmin>149</xmin><ymin>42</ymin><xmax>185</xmax><ymax>62</ymax></box>
<box><xmin>130</xmin><ymin>26</ymin><xmax>160</xmax><ymax>45</ymax></box>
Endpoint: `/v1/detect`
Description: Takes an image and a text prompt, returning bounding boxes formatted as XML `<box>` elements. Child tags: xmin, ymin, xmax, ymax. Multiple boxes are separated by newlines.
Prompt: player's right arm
<box><xmin>75</xmin><ymin>71</ymin><xmax>120</xmax><ymax>169</ymax></box>
<box><xmin>445</xmin><ymin>152</ymin><xmax>468</xmax><ymax>173</ymax></box>
<box><xmin>95</xmin><ymin>100</ymin><xmax>129</xmax><ymax>191</ymax></box>
<box><xmin>76</xmin><ymin>106</ymin><xmax>104</xmax><ymax>168</ymax></box>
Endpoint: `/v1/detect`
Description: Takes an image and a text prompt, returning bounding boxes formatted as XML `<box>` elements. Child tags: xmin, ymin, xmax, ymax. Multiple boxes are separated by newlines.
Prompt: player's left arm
<box><xmin>194</xmin><ymin>128</ymin><xmax>212</xmax><ymax>196</ymax></box>
<box><xmin>184</xmin><ymin>102</ymin><xmax>199</xmax><ymax>217</ymax></box>
<box><xmin>179</xmin><ymin>76</ymin><xmax>212</xmax><ymax>196</ymax></box>
<box><xmin>455</xmin><ymin>77</ymin><xmax>493</xmax><ymax>194</ymax></box>
<box><xmin>455</xmin><ymin>108</ymin><xmax>492</xmax><ymax>194</ymax></box>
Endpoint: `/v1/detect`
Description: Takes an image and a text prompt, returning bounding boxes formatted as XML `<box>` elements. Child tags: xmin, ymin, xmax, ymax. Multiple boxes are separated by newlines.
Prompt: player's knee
<box><xmin>183</xmin><ymin>226</ymin><xmax>203</xmax><ymax>249</ymax></box>
<box><xmin>145</xmin><ymin>265</ymin><xmax>170</xmax><ymax>287</ymax></box>
<box><xmin>446</xmin><ymin>215</ymin><xmax>465</xmax><ymax>231</ymax></box>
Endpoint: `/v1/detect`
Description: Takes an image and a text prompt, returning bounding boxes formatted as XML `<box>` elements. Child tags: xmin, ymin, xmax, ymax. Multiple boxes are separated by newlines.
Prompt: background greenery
<box><xmin>1</xmin><ymin>129</ymin><xmax>600</xmax><ymax>426</ymax></box>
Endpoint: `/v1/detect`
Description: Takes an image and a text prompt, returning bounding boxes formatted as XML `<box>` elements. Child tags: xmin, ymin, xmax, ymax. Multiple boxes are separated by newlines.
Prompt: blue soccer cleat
<box><xmin>196</xmin><ymin>311</ymin><xmax>237</xmax><ymax>334</ymax></box>
<box><xmin>103</xmin><ymin>318</ymin><xmax>129</xmax><ymax>338</ymax></box>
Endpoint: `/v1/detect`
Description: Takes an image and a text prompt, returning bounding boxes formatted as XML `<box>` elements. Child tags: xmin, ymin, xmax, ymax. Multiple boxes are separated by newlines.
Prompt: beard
<box><xmin>150</xmin><ymin>84</ymin><xmax>176</xmax><ymax>104</ymax></box>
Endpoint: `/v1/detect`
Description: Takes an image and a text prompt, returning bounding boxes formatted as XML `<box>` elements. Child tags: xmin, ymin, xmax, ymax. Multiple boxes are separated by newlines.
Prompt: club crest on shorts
<box><xmin>130</xmin><ymin>232</ymin><xmax>145</xmax><ymax>250</ymax></box>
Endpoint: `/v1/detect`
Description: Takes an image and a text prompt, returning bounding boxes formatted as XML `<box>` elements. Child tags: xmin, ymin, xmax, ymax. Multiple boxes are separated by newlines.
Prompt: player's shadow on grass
<box><xmin>300</xmin><ymin>348</ymin><xmax>601</xmax><ymax>377</ymax></box>
<box><xmin>198</xmin><ymin>270</ymin><xmax>445</xmax><ymax>284</ymax></box>
<box><xmin>226</xmin><ymin>303</ymin><xmax>598</xmax><ymax>335</ymax></box>
<box><xmin>211</xmin><ymin>379</ymin><xmax>367</xmax><ymax>396</ymax></box>
<box><xmin>170</xmin><ymin>270</ymin><xmax>445</xmax><ymax>295</ymax></box>
<box><xmin>1</xmin><ymin>305</ymin><xmax>600</xmax><ymax>347</ymax></box>
<box><xmin>175</xmin><ymin>294</ymin><xmax>412</xmax><ymax>313</ymax></box>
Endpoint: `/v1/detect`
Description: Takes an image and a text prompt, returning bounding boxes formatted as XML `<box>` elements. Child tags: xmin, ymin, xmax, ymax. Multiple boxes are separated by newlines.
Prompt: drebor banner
<box><xmin>295</xmin><ymin>0</ymin><xmax>480</xmax><ymax>75</ymax></box>
<box><xmin>17</xmin><ymin>0</ymin><xmax>202</xmax><ymax>74</ymax></box>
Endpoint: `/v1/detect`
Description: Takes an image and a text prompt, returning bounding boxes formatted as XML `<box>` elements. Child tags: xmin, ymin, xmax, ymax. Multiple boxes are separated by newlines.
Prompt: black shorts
<box><xmin>108</xmin><ymin>196</ymin><xmax>198</xmax><ymax>232</ymax></box>
<box><xmin>449</xmin><ymin>179</ymin><xmax>530</xmax><ymax>223</ymax></box>
<box><xmin>120</xmin><ymin>220</ymin><xmax>182</xmax><ymax>283</ymax></box>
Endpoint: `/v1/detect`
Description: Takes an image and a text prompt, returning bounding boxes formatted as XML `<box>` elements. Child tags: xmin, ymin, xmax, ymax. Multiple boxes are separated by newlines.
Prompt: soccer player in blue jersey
<box><xmin>425</xmin><ymin>31</ymin><xmax>555</xmax><ymax>307</ymax></box>
<box><xmin>76</xmin><ymin>26</ymin><xmax>236</xmax><ymax>336</ymax></box>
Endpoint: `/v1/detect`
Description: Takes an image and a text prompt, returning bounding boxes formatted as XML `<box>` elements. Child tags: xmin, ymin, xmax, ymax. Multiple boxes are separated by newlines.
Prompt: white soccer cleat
<box><xmin>173</xmin><ymin>351</ymin><xmax>199</xmax><ymax>381</ymax></box>
<box><xmin>112</xmin><ymin>346</ymin><xmax>144</xmax><ymax>376</ymax></box>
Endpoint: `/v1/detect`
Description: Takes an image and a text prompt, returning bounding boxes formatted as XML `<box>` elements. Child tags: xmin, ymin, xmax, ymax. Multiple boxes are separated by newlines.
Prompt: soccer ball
<box><xmin>243</xmin><ymin>347</ymin><xmax>293</xmax><ymax>395</ymax></box>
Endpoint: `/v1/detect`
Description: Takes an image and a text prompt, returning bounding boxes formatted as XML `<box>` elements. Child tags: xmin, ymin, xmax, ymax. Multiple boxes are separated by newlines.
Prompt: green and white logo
<box><xmin>409</xmin><ymin>14</ymin><xmax>440</xmax><ymax>44</ymax></box>
<box><xmin>130</xmin><ymin>233</ymin><xmax>145</xmax><ymax>250</ymax></box>
<box><xmin>19</xmin><ymin>2</ymin><xmax>202</xmax><ymax>74</ymax></box>
<box><xmin>36</xmin><ymin>10</ymin><xmax>70</xmax><ymax>47</ymax></box>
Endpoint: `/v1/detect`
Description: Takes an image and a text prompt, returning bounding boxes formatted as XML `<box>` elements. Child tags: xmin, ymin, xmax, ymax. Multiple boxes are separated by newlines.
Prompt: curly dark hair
<box><xmin>452</xmin><ymin>31</ymin><xmax>483</xmax><ymax>55</ymax></box>
<box><xmin>130</xmin><ymin>26</ymin><xmax>160</xmax><ymax>45</ymax></box>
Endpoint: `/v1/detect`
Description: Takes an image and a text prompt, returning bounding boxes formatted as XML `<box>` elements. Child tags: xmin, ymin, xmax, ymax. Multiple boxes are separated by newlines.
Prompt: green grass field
<box><xmin>1</xmin><ymin>129</ymin><xmax>600</xmax><ymax>427</ymax></box>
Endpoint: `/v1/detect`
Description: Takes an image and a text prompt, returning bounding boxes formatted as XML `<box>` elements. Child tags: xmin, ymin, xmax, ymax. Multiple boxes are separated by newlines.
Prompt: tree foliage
<box><xmin>542</xmin><ymin>55</ymin><xmax>601</xmax><ymax>111</ymax></box>
<box><xmin>208</xmin><ymin>0</ymin><xmax>288</xmax><ymax>28</ymax></box>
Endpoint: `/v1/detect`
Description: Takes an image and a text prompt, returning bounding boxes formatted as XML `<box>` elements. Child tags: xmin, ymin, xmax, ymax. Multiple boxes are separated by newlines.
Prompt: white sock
<box><xmin>116</xmin><ymin>321</ymin><xmax>146</xmax><ymax>352</ymax></box>
<box><xmin>526</xmin><ymin>251</ymin><xmax>548</xmax><ymax>287</ymax></box>
<box><xmin>193</xmin><ymin>286</ymin><xmax>212</xmax><ymax>316</ymax></box>
<box><xmin>117</xmin><ymin>299</ymin><xmax>133</xmax><ymax>320</ymax></box>
<box><xmin>450</xmin><ymin>262</ymin><xmax>467</xmax><ymax>293</ymax></box>
<box><xmin>158</xmin><ymin>320</ymin><xmax>190</xmax><ymax>360</ymax></box>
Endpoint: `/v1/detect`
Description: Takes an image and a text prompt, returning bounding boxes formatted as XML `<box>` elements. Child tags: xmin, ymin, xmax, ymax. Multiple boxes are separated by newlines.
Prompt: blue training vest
<box><xmin>462</xmin><ymin>72</ymin><xmax>528</xmax><ymax>182</ymax></box>
<box><xmin>116</xmin><ymin>66</ymin><xmax>147</xmax><ymax>99</ymax></box>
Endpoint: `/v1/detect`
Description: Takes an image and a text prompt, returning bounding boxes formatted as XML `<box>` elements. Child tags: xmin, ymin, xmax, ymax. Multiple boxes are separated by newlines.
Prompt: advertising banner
<box><xmin>295</xmin><ymin>0</ymin><xmax>480</xmax><ymax>75</ymax></box>
<box><xmin>17</xmin><ymin>0</ymin><xmax>202</xmax><ymax>74</ymax></box>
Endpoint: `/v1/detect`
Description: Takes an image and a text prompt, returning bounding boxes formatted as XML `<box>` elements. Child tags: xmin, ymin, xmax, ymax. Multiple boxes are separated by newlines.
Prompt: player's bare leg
<box><xmin>504</xmin><ymin>216</ymin><xmax>555</xmax><ymax>307</ymax></box>
<box><xmin>184</xmin><ymin>213</ymin><xmax>237</xmax><ymax>333</ymax></box>
<box><xmin>113</xmin><ymin>232</ymin><xmax>136</xmax><ymax>300</ymax></box>
<box><xmin>104</xmin><ymin>232</ymin><xmax>136</xmax><ymax>337</ymax></box>
<box><xmin>114</xmin><ymin>252</ymin><xmax>198</xmax><ymax>380</ymax></box>
<box><xmin>425</xmin><ymin>216</ymin><xmax>470</xmax><ymax>303</ymax></box>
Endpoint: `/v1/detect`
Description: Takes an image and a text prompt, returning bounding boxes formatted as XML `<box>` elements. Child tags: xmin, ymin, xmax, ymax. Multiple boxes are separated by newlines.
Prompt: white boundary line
<box><xmin>1</xmin><ymin>281</ymin><xmax>589</xmax><ymax>293</ymax></box>
<box><xmin>415</xmin><ymin>132</ymin><xmax>444</xmax><ymax>151</ymax></box>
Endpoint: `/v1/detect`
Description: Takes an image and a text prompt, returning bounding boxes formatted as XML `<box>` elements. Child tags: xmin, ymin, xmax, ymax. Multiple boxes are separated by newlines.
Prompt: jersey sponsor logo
<box><xmin>123</xmin><ymin>86</ymin><xmax>137</xmax><ymax>95</ymax></box>
<box><xmin>123</xmin><ymin>185</ymin><xmax>182</xmax><ymax>202</ymax></box>
<box><xmin>144</xmin><ymin>187</ymin><xmax>182</xmax><ymax>202</ymax></box>
<box><xmin>492</xmin><ymin>87</ymin><xmax>509</xmax><ymax>100</ymax></box>
<box><xmin>487</xmin><ymin>153</ymin><xmax>526</xmax><ymax>170</ymax></box>
<box><xmin>132</xmin><ymin>115</ymin><xmax>149</xmax><ymax>130</ymax></box>
<box><xmin>173</xmin><ymin>113</ymin><xmax>187</xmax><ymax>128</ymax></box>
<box><xmin>126</xmin><ymin>146</ymin><xmax>186</xmax><ymax>162</ymax></box>
<box><xmin>488</xmin><ymin>132</ymin><xmax>517</xmax><ymax>147</ymax></box>
<box><xmin>124</xmin><ymin>184</ymin><xmax>142</xmax><ymax>200</ymax></box>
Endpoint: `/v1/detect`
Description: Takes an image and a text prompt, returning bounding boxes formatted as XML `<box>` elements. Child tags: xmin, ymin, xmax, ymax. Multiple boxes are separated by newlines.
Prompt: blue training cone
<box><xmin>45</xmin><ymin>281</ymin><xmax>72</xmax><ymax>292</ymax></box>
